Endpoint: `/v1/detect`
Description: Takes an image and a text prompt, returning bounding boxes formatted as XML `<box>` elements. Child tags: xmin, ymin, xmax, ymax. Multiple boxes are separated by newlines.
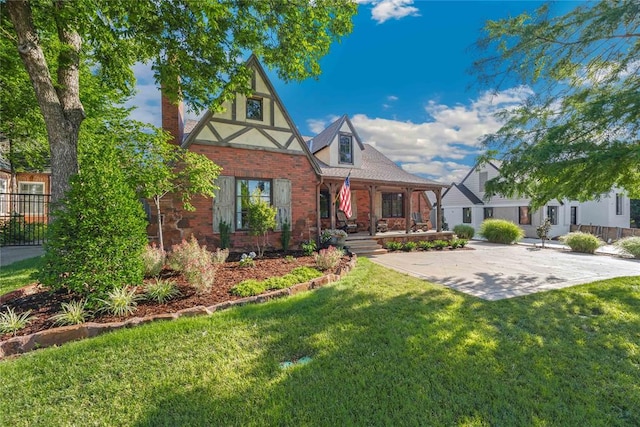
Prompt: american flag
<box><xmin>339</xmin><ymin>175</ymin><xmax>352</xmax><ymax>219</ymax></box>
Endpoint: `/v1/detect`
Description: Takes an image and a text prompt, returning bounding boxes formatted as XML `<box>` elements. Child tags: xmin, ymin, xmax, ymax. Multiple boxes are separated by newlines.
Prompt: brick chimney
<box><xmin>161</xmin><ymin>93</ymin><xmax>184</xmax><ymax>145</ymax></box>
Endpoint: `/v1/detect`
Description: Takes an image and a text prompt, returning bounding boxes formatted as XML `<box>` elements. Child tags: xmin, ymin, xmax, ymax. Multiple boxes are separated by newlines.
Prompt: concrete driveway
<box><xmin>369</xmin><ymin>241</ymin><xmax>640</xmax><ymax>300</ymax></box>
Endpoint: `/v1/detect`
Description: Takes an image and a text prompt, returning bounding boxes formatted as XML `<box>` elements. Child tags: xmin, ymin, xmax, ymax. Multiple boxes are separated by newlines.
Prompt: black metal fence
<box><xmin>0</xmin><ymin>192</ymin><xmax>50</xmax><ymax>246</ymax></box>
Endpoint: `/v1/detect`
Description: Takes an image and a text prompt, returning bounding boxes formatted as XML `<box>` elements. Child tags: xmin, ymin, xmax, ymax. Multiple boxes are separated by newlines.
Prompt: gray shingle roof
<box><xmin>307</xmin><ymin>115</ymin><xmax>346</xmax><ymax>153</ymax></box>
<box><xmin>182</xmin><ymin>119</ymin><xmax>199</xmax><ymax>142</ymax></box>
<box><xmin>317</xmin><ymin>144</ymin><xmax>446</xmax><ymax>188</ymax></box>
<box><xmin>454</xmin><ymin>183</ymin><xmax>484</xmax><ymax>204</ymax></box>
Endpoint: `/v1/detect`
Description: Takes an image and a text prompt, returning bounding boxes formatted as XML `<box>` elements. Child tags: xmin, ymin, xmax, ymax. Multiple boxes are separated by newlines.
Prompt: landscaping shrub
<box><xmin>315</xmin><ymin>246</ymin><xmax>344</xmax><ymax>271</ymax></box>
<box><xmin>142</xmin><ymin>245</ymin><xmax>165</xmax><ymax>277</ymax></box>
<box><xmin>230</xmin><ymin>266</ymin><xmax>323</xmax><ymax>296</ymax></box>
<box><xmin>385</xmin><ymin>241</ymin><xmax>403</xmax><ymax>251</ymax></box>
<box><xmin>287</xmin><ymin>266</ymin><xmax>323</xmax><ymax>283</ymax></box>
<box><xmin>144</xmin><ymin>279</ymin><xmax>180</xmax><ymax>303</ymax></box>
<box><xmin>432</xmin><ymin>240</ymin><xmax>449</xmax><ymax>250</ymax></box>
<box><xmin>98</xmin><ymin>286</ymin><xmax>141</xmax><ymax>317</ymax></box>
<box><xmin>0</xmin><ymin>214</ymin><xmax>47</xmax><ymax>245</ymax></box>
<box><xmin>479</xmin><ymin>219</ymin><xmax>524</xmax><ymax>244</ymax></box>
<box><xmin>212</xmin><ymin>248</ymin><xmax>229</xmax><ymax>265</ymax></box>
<box><xmin>457</xmin><ymin>239</ymin><xmax>468</xmax><ymax>248</ymax></box>
<box><xmin>231</xmin><ymin>279</ymin><xmax>266</xmax><ymax>297</ymax></box>
<box><xmin>615</xmin><ymin>236</ymin><xmax>640</xmax><ymax>258</ymax></box>
<box><xmin>417</xmin><ymin>240</ymin><xmax>433</xmax><ymax>250</ymax></box>
<box><xmin>168</xmin><ymin>236</ymin><xmax>217</xmax><ymax>294</ymax></box>
<box><xmin>39</xmin><ymin>144</ymin><xmax>147</xmax><ymax>297</ymax></box>
<box><xmin>280</xmin><ymin>220</ymin><xmax>291</xmax><ymax>252</ymax></box>
<box><xmin>453</xmin><ymin>224</ymin><xmax>475</xmax><ymax>239</ymax></box>
<box><xmin>50</xmin><ymin>300</ymin><xmax>90</xmax><ymax>326</ymax></box>
<box><xmin>402</xmin><ymin>241</ymin><xmax>417</xmax><ymax>252</ymax></box>
<box><xmin>301</xmin><ymin>240</ymin><xmax>317</xmax><ymax>256</ymax></box>
<box><xmin>450</xmin><ymin>239</ymin><xmax>461</xmax><ymax>249</ymax></box>
<box><xmin>219</xmin><ymin>220</ymin><xmax>231</xmax><ymax>249</ymax></box>
<box><xmin>247</xmin><ymin>190</ymin><xmax>277</xmax><ymax>257</ymax></box>
<box><xmin>562</xmin><ymin>232</ymin><xmax>602</xmax><ymax>254</ymax></box>
<box><xmin>239</xmin><ymin>252</ymin><xmax>256</xmax><ymax>268</ymax></box>
<box><xmin>0</xmin><ymin>307</ymin><xmax>36</xmax><ymax>336</ymax></box>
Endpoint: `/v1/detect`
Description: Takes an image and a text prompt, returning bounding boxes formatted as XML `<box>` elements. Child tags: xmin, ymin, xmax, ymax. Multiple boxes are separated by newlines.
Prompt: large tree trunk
<box><xmin>7</xmin><ymin>0</ymin><xmax>83</xmax><ymax>206</ymax></box>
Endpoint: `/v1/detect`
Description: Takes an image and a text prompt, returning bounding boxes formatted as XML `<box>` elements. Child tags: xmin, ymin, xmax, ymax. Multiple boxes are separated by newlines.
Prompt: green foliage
<box><xmin>247</xmin><ymin>190</ymin><xmax>277</xmax><ymax>257</ymax></box>
<box><xmin>562</xmin><ymin>232</ymin><xmax>602</xmax><ymax>254</ymax></box>
<box><xmin>450</xmin><ymin>239</ymin><xmax>461</xmax><ymax>249</ymax></box>
<box><xmin>384</xmin><ymin>241</ymin><xmax>403</xmax><ymax>251</ymax></box>
<box><xmin>38</xmin><ymin>144</ymin><xmax>148</xmax><ymax>297</ymax></box>
<box><xmin>475</xmin><ymin>1</ymin><xmax>640</xmax><ymax>208</ymax></box>
<box><xmin>402</xmin><ymin>241</ymin><xmax>417</xmax><ymax>252</ymax></box>
<box><xmin>0</xmin><ymin>214</ymin><xmax>47</xmax><ymax>246</ymax></box>
<box><xmin>239</xmin><ymin>252</ymin><xmax>256</xmax><ymax>268</ymax></box>
<box><xmin>457</xmin><ymin>239</ymin><xmax>468</xmax><ymax>248</ymax></box>
<box><xmin>0</xmin><ymin>307</ymin><xmax>36</xmax><ymax>336</ymax></box>
<box><xmin>432</xmin><ymin>240</ymin><xmax>449</xmax><ymax>250</ymax></box>
<box><xmin>615</xmin><ymin>236</ymin><xmax>640</xmax><ymax>259</ymax></box>
<box><xmin>0</xmin><ymin>256</ymin><xmax>43</xmax><ymax>296</ymax></box>
<box><xmin>417</xmin><ymin>240</ymin><xmax>434</xmax><ymax>251</ymax></box>
<box><xmin>280</xmin><ymin>220</ymin><xmax>291</xmax><ymax>252</ymax></box>
<box><xmin>479</xmin><ymin>219</ymin><xmax>524</xmax><ymax>244</ymax></box>
<box><xmin>98</xmin><ymin>286</ymin><xmax>141</xmax><ymax>317</ymax></box>
<box><xmin>50</xmin><ymin>300</ymin><xmax>90</xmax><ymax>326</ymax></box>
<box><xmin>212</xmin><ymin>248</ymin><xmax>230</xmax><ymax>265</ymax></box>
<box><xmin>230</xmin><ymin>265</ymin><xmax>322</xmax><ymax>296</ymax></box>
<box><xmin>453</xmin><ymin>224</ymin><xmax>475</xmax><ymax>239</ymax></box>
<box><xmin>314</xmin><ymin>246</ymin><xmax>344</xmax><ymax>271</ymax></box>
<box><xmin>301</xmin><ymin>240</ymin><xmax>317</xmax><ymax>256</ymax></box>
<box><xmin>142</xmin><ymin>245</ymin><xmax>165</xmax><ymax>278</ymax></box>
<box><xmin>144</xmin><ymin>279</ymin><xmax>181</xmax><ymax>304</ymax></box>
<box><xmin>219</xmin><ymin>221</ymin><xmax>232</xmax><ymax>249</ymax></box>
<box><xmin>168</xmin><ymin>236</ymin><xmax>216</xmax><ymax>294</ymax></box>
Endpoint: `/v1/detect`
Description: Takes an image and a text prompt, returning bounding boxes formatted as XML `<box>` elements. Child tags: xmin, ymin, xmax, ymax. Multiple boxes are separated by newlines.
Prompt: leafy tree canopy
<box><xmin>475</xmin><ymin>0</ymin><xmax>639</xmax><ymax>209</ymax></box>
<box><xmin>2</xmin><ymin>0</ymin><xmax>356</xmax><ymax>203</ymax></box>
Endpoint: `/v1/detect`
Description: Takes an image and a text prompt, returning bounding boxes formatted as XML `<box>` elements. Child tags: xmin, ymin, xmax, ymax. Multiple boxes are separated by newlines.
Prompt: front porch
<box><xmin>343</xmin><ymin>229</ymin><xmax>455</xmax><ymax>256</ymax></box>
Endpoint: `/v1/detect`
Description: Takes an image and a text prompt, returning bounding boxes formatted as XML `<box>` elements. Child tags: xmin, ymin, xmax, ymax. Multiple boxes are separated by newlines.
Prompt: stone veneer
<box><xmin>0</xmin><ymin>256</ymin><xmax>357</xmax><ymax>359</ymax></box>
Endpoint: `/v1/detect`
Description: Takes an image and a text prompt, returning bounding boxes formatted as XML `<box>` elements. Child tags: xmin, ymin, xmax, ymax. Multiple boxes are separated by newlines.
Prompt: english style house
<box><xmin>436</xmin><ymin>161</ymin><xmax>631</xmax><ymax>239</ymax></box>
<box><xmin>154</xmin><ymin>55</ymin><xmax>448</xmax><ymax>251</ymax></box>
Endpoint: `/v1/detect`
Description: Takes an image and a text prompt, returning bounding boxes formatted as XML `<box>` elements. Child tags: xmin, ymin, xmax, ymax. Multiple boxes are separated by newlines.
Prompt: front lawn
<box><xmin>0</xmin><ymin>256</ymin><xmax>42</xmax><ymax>296</ymax></box>
<box><xmin>1</xmin><ymin>258</ymin><xmax>638</xmax><ymax>425</ymax></box>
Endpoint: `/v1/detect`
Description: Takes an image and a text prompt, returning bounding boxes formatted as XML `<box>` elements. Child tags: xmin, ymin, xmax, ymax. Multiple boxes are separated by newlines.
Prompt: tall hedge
<box><xmin>39</xmin><ymin>144</ymin><xmax>148</xmax><ymax>297</ymax></box>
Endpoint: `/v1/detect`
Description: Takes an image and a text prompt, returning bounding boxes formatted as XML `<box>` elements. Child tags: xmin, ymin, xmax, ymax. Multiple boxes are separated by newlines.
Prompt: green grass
<box><xmin>1</xmin><ymin>258</ymin><xmax>639</xmax><ymax>425</ymax></box>
<box><xmin>0</xmin><ymin>256</ymin><xmax>42</xmax><ymax>295</ymax></box>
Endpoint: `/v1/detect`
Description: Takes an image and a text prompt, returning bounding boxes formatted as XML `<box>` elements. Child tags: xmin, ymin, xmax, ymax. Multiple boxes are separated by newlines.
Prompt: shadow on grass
<box><xmin>132</xmin><ymin>261</ymin><xmax>640</xmax><ymax>426</ymax></box>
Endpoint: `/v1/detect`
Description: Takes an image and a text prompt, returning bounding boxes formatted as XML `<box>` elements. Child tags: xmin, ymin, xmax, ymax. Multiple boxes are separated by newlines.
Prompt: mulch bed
<box><xmin>1</xmin><ymin>251</ymin><xmax>351</xmax><ymax>342</ymax></box>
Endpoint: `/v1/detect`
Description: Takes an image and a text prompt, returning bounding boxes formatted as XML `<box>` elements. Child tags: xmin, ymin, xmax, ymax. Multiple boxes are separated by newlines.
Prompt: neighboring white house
<box><xmin>433</xmin><ymin>161</ymin><xmax>631</xmax><ymax>238</ymax></box>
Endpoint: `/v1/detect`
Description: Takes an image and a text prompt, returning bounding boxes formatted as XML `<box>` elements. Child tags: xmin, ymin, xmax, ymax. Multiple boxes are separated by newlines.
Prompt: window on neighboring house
<box><xmin>236</xmin><ymin>179</ymin><xmax>271</xmax><ymax>230</ymax></box>
<box><xmin>483</xmin><ymin>207</ymin><xmax>494</xmax><ymax>219</ymax></box>
<box><xmin>463</xmin><ymin>207</ymin><xmax>472</xmax><ymax>223</ymax></box>
<box><xmin>339</xmin><ymin>134</ymin><xmax>353</xmax><ymax>164</ymax></box>
<box><xmin>479</xmin><ymin>171</ymin><xmax>488</xmax><ymax>192</ymax></box>
<box><xmin>616</xmin><ymin>193</ymin><xmax>623</xmax><ymax>215</ymax></box>
<box><xmin>18</xmin><ymin>182</ymin><xmax>45</xmax><ymax>215</ymax></box>
<box><xmin>519</xmin><ymin>206</ymin><xmax>531</xmax><ymax>225</ymax></box>
<box><xmin>319</xmin><ymin>191</ymin><xmax>330</xmax><ymax>219</ymax></box>
<box><xmin>0</xmin><ymin>178</ymin><xmax>7</xmax><ymax>215</ymax></box>
<box><xmin>246</xmin><ymin>98</ymin><xmax>263</xmax><ymax>120</ymax></box>
<box><xmin>547</xmin><ymin>205</ymin><xmax>558</xmax><ymax>225</ymax></box>
<box><xmin>382</xmin><ymin>193</ymin><xmax>403</xmax><ymax>218</ymax></box>
<box><xmin>570</xmin><ymin>206</ymin><xmax>578</xmax><ymax>225</ymax></box>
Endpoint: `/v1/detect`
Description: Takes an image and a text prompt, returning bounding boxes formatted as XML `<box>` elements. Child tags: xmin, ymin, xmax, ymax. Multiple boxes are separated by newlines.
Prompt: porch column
<box><xmin>435</xmin><ymin>188</ymin><xmax>442</xmax><ymax>232</ymax></box>
<box><xmin>368</xmin><ymin>184</ymin><xmax>377</xmax><ymax>236</ymax></box>
<box><xmin>328</xmin><ymin>182</ymin><xmax>339</xmax><ymax>230</ymax></box>
<box><xmin>405</xmin><ymin>187</ymin><xmax>413</xmax><ymax>234</ymax></box>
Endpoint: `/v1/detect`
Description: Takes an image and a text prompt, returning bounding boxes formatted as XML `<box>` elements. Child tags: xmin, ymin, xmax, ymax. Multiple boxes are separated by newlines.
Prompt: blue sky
<box><xmin>128</xmin><ymin>1</ymin><xmax>576</xmax><ymax>184</ymax></box>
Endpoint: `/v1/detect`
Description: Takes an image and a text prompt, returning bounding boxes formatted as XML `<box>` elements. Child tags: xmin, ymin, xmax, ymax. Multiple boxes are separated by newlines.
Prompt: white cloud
<box><xmin>356</xmin><ymin>0</ymin><xmax>419</xmax><ymax>24</ymax></box>
<box><xmin>387</xmin><ymin>95</ymin><xmax>399</xmax><ymax>101</ymax></box>
<box><xmin>310</xmin><ymin>86</ymin><xmax>531</xmax><ymax>183</ymax></box>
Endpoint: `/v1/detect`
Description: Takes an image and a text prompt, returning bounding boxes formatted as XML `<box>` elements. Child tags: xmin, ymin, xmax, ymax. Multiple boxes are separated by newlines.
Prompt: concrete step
<box><xmin>353</xmin><ymin>248</ymin><xmax>388</xmax><ymax>257</ymax></box>
<box><xmin>344</xmin><ymin>238</ymin><xmax>386</xmax><ymax>256</ymax></box>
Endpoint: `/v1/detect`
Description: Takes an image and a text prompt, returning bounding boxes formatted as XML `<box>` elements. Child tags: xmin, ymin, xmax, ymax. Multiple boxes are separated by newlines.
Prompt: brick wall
<box><xmin>153</xmin><ymin>145</ymin><xmax>319</xmax><ymax>251</ymax></box>
<box><xmin>161</xmin><ymin>95</ymin><xmax>184</xmax><ymax>145</ymax></box>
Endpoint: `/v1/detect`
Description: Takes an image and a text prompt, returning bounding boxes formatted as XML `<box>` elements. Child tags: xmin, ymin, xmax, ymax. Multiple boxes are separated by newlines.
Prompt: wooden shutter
<box><xmin>273</xmin><ymin>178</ymin><xmax>291</xmax><ymax>231</ymax></box>
<box><xmin>212</xmin><ymin>176</ymin><xmax>235</xmax><ymax>233</ymax></box>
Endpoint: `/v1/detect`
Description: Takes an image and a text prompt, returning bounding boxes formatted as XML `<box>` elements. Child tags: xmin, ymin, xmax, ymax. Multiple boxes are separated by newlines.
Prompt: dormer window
<box><xmin>339</xmin><ymin>134</ymin><xmax>353</xmax><ymax>164</ymax></box>
<box><xmin>246</xmin><ymin>98</ymin><xmax>263</xmax><ymax>120</ymax></box>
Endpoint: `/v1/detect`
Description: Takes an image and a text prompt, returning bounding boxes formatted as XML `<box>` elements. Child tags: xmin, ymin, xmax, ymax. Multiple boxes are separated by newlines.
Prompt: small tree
<box><xmin>536</xmin><ymin>218</ymin><xmax>552</xmax><ymax>248</ymax></box>
<box><xmin>247</xmin><ymin>190</ymin><xmax>276</xmax><ymax>257</ymax></box>
<box><xmin>120</xmin><ymin>137</ymin><xmax>222</xmax><ymax>251</ymax></box>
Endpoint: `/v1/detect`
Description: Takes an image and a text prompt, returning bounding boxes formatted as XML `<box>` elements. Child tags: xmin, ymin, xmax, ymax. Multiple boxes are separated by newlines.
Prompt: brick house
<box><xmin>157</xmin><ymin>56</ymin><xmax>448</xmax><ymax>251</ymax></box>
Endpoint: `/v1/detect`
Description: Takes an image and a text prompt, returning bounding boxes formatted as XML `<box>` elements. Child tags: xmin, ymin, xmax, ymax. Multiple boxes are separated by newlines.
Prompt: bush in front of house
<box><xmin>614</xmin><ymin>236</ymin><xmax>640</xmax><ymax>258</ymax></box>
<box><xmin>402</xmin><ymin>241</ymin><xmax>417</xmax><ymax>252</ymax></box>
<box><xmin>479</xmin><ymin>219</ymin><xmax>524</xmax><ymax>244</ymax></box>
<box><xmin>385</xmin><ymin>241</ymin><xmax>403</xmax><ymax>251</ymax></box>
<box><xmin>562</xmin><ymin>232</ymin><xmax>603</xmax><ymax>254</ymax></box>
<box><xmin>168</xmin><ymin>236</ymin><xmax>217</xmax><ymax>294</ymax></box>
<box><xmin>453</xmin><ymin>224</ymin><xmax>475</xmax><ymax>239</ymax></box>
<box><xmin>39</xmin><ymin>144</ymin><xmax>148</xmax><ymax>298</ymax></box>
<box><xmin>432</xmin><ymin>240</ymin><xmax>449</xmax><ymax>250</ymax></box>
<box><xmin>417</xmin><ymin>240</ymin><xmax>433</xmax><ymax>250</ymax></box>
<box><xmin>315</xmin><ymin>246</ymin><xmax>344</xmax><ymax>271</ymax></box>
<box><xmin>142</xmin><ymin>245</ymin><xmax>165</xmax><ymax>277</ymax></box>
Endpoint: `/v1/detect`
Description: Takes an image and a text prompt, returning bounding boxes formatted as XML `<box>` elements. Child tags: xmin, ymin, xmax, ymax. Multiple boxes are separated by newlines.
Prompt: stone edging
<box><xmin>0</xmin><ymin>256</ymin><xmax>357</xmax><ymax>360</ymax></box>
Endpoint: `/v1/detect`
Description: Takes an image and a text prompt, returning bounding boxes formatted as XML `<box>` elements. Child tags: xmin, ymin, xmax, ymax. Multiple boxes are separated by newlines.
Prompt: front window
<box><xmin>483</xmin><ymin>207</ymin><xmax>493</xmax><ymax>219</ymax></box>
<box><xmin>236</xmin><ymin>179</ymin><xmax>271</xmax><ymax>230</ymax></box>
<box><xmin>18</xmin><ymin>182</ymin><xmax>45</xmax><ymax>215</ymax></box>
<box><xmin>616</xmin><ymin>193</ymin><xmax>623</xmax><ymax>215</ymax></box>
<box><xmin>339</xmin><ymin>134</ymin><xmax>353</xmax><ymax>164</ymax></box>
<box><xmin>0</xmin><ymin>178</ymin><xmax>7</xmax><ymax>215</ymax></box>
<box><xmin>547</xmin><ymin>206</ymin><xmax>558</xmax><ymax>225</ymax></box>
<box><xmin>570</xmin><ymin>206</ymin><xmax>578</xmax><ymax>225</ymax></box>
<box><xmin>320</xmin><ymin>191</ymin><xmax>330</xmax><ymax>219</ymax></box>
<box><xmin>382</xmin><ymin>193</ymin><xmax>403</xmax><ymax>218</ymax></box>
<box><xmin>246</xmin><ymin>98</ymin><xmax>263</xmax><ymax>120</ymax></box>
<box><xmin>519</xmin><ymin>206</ymin><xmax>531</xmax><ymax>225</ymax></box>
<box><xmin>463</xmin><ymin>207</ymin><xmax>472</xmax><ymax>223</ymax></box>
